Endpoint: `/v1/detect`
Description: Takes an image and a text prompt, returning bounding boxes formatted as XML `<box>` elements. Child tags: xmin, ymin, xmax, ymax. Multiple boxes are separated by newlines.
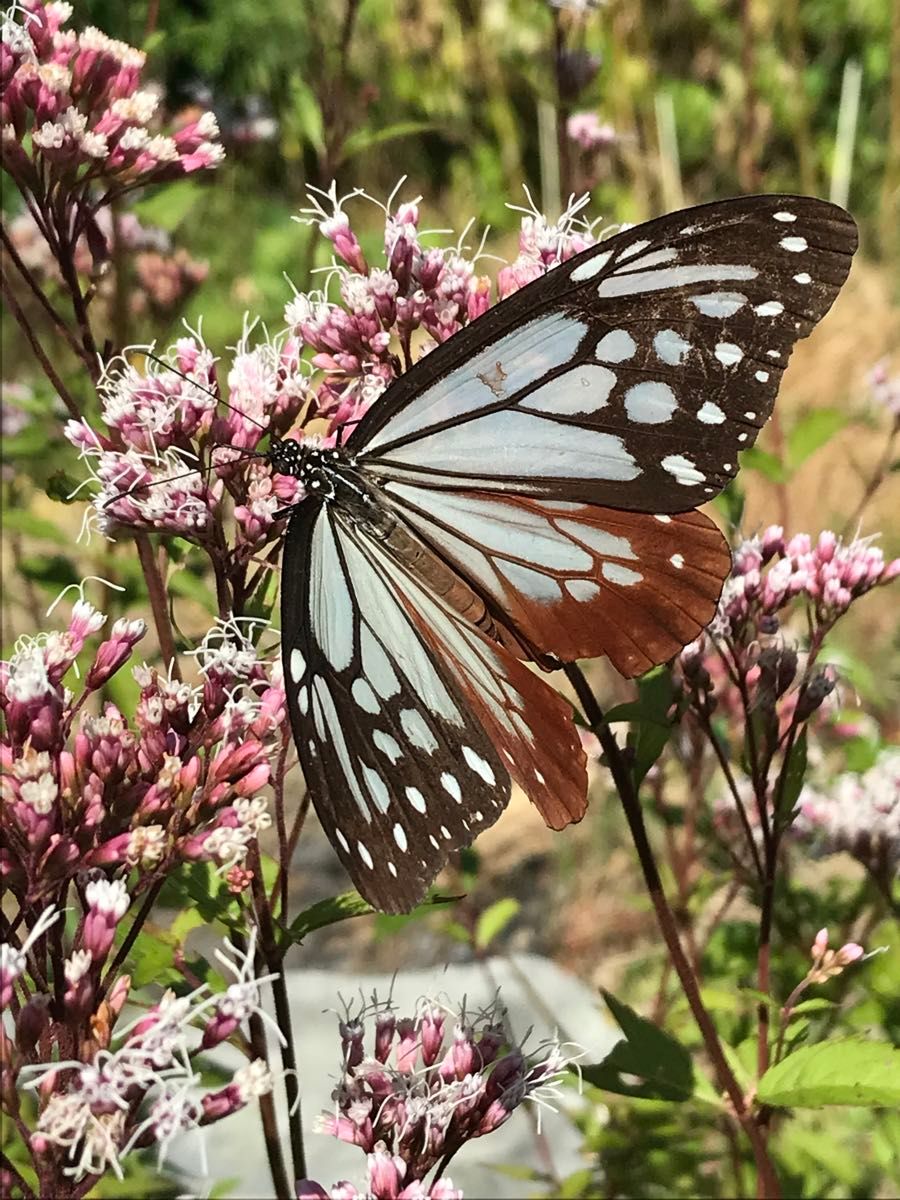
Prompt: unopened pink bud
<box><xmin>836</xmin><ymin>942</ymin><xmax>864</xmax><ymax>965</ymax></box>
<box><xmin>812</xmin><ymin>928</ymin><xmax>829</xmax><ymax>958</ymax></box>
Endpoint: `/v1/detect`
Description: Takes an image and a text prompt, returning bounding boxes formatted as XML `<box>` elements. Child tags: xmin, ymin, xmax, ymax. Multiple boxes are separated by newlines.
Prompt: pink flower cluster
<box><xmin>286</xmin><ymin>184</ymin><xmax>605</xmax><ymax>442</ymax></box>
<box><xmin>680</xmin><ymin>526</ymin><xmax>899</xmax><ymax>734</ymax></box>
<box><xmin>65</xmin><ymin>331</ymin><xmax>306</xmax><ymax>543</ymax></box>
<box><xmin>297</xmin><ymin>994</ymin><xmax>571</xmax><ymax>1199</ymax></box>
<box><xmin>3</xmin><ymin>925</ymin><xmax>275</xmax><ymax>1183</ymax></box>
<box><xmin>1</xmin><ymin>1</ymin><xmax>223</xmax><ymax>204</ymax></box>
<box><xmin>714</xmin><ymin>526</ymin><xmax>899</xmax><ymax>638</ymax></box>
<box><xmin>567</xmin><ymin>110</ymin><xmax>617</xmax><ymax>152</ymax></box>
<box><xmin>794</xmin><ymin>749</ymin><xmax>899</xmax><ymax>882</ymax></box>
<box><xmin>1</xmin><ymin>600</ymin><xmax>285</xmax><ymax>904</ymax></box>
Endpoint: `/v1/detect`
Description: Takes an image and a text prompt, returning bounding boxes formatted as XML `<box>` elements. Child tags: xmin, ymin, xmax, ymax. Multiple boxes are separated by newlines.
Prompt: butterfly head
<box><xmin>266</xmin><ymin>434</ymin><xmax>357</xmax><ymax>502</ymax></box>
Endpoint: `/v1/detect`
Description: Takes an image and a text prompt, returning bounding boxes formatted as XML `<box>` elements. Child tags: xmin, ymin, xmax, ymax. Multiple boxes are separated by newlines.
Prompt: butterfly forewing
<box><xmin>350</xmin><ymin>195</ymin><xmax>857</xmax><ymax>512</ymax></box>
<box><xmin>281</xmin><ymin>500</ymin><xmax>510</xmax><ymax>912</ymax></box>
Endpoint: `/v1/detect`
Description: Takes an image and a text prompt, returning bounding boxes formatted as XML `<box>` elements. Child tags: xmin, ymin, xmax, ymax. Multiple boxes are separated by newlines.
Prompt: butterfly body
<box><xmin>272</xmin><ymin>195</ymin><xmax>858</xmax><ymax>913</ymax></box>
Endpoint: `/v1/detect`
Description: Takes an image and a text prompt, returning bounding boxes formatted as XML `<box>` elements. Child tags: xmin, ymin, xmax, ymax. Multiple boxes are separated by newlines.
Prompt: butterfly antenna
<box><xmin>142</xmin><ymin>350</ymin><xmax>270</xmax><ymax>434</ymax></box>
<box><xmin>99</xmin><ymin>451</ymin><xmax>266</xmax><ymax>511</ymax></box>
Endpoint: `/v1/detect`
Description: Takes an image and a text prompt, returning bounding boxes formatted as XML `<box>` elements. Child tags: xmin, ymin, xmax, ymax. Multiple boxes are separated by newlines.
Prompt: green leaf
<box><xmin>741</xmin><ymin>446</ymin><xmax>790</xmax><ymax>483</ymax></box>
<box><xmin>786</xmin><ymin>408</ymin><xmax>848</xmax><ymax>468</ymax></box>
<box><xmin>342</xmin><ymin>120</ymin><xmax>437</xmax><ymax>162</ymax></box>
<box><xmin>758</xmin><ymin>1040</ymin><xmax>900</xmax><ymax>1108</ymax></box>
<box><xmin>45</xmin><ymin>471</ymin><xmax>84</xmax><ymax>504</ymax></box>
<box><xmin>581</xmin><ymin>990</ymin><xmax>695</xmax><ymax>1101</ymax></box>
<box><xmin>133</xmin><ymin>179</ymin><xmax>199</xmax><ymax>230</ymax></box>
<box><xmin>168</xmin><ymin>567</ymin><xmax>216</xmax><ymax>610</ymax></box>
<box><xmin>289</xmin><ymin>77</ymin><xmax>325</xmax><ymax>154</ymax></box>
<box><xmin>777</xmin><ymin>729</ymin><xmax>808</xmax><ymax>819</ymax></box>
<box><xmin>629</xmin><ymin>667</ymin><xmax>675</xmax><ymax>786</ymax></box>
<box><xmin>284</xmin><ymin>890</ymin><xmax>458</xmax><ymax>946</ymax></box>
<box><xmin>475</xmin><ymin>898</ymin><xmax>520</xmax><ymax>950</ymax></box>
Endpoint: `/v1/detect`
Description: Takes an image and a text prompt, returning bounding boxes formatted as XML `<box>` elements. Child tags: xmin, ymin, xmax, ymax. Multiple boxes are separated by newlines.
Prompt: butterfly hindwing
<box><xmin>380</xmin><ymin>485</ymin><xmax>732</xmax><ymax>676</ymax></box>
<box><xmin>280</xmin><ymin>500</ymin><xmax>510</xmax><ymax>912</ymax></box>
<box><xmin>351</xmin><ymin>195</ymin><xmax>857</xmax><ymax>512</ymax></box>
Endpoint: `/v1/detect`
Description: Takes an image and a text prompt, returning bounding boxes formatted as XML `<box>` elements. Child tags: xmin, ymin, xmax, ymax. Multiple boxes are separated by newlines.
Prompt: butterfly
<box><xmin>269</xmin><ymin>194</ymin><xmax>857</xmax><ymax>913</ymax></box>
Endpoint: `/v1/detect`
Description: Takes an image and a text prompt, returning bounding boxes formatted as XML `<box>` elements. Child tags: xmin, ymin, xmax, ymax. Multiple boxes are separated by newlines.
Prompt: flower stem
<box><xmin>134</xmin><ymin>535</ymin><xmax>180</xmax><ymax>677</ymax></box>
<box><xmin>563</xmin><ymin>662</ymin><xmax>781</xmax><ymax>1199</ymax></box>
<box><xmin>245</xmin><ymin>1007</ymin><xmax>293</xmax><ymax>1200</ymax></box>
<box><xmin>0</xmin><ymin>268</ymin><xmax>82</xmax><ymax>419</ymax></box>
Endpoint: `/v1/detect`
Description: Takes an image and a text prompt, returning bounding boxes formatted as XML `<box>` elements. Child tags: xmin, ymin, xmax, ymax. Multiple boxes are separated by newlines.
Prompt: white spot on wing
<box><xmin>357</xmin><ymin>842</ymin><xmax>374</xmax><ymax>869</ymax></box>
<box><xmin>624</xmin><ymin>380</ymin><xmax>677</xmax><ymax>424</ymax></box>
<box><xmin>361</xmin><ymin>763</ymin><xmax>391</xmax><ymax>813</ymax></box>
<box><xmin>780</xmin><ymin>236</ymin><xmax>808</xmax><ymax>252</ymax></box>
<box><xmin>351</xmin><ymin>678</ymin><xmax>380</xmax><ymax>714</ymax></box>
<box><xmin>595</xmin><ymin>329</ymin><xmax>637</xmax><ymax>363</ymax></box>
<box><xmin>653</xmin><ymin>329</ymin><xmax>691</xmax><ymax>364</ymax></box>
<box><xmin>393</xmin><ymin>823</ymin><xmax>408</xmax><ymax>853</ymax></box>
<box><xmin>670</xmin><ymin>553</ymin><xmax>685</xmax><ymax>568</ymax></box>
<box><xmin>755</xmin><ymin>301</ymin><xmax>784</xmax><ymax>316</ymax></box>
<box><xmin>557</xmin><ymin>520</ymin><xmax>636</xmax><ymax>559</ymax></box>
<box><xmin>298</xmin><ymin>687</ymin><xmax>308</xmax><ymax>715</ymax></box>
<box><xmin>690</xmin><ymin>291</ymin><xmax>749</xmax><ymax>317</ymax></box>
<box><xmin>406</xmin><ymin>786</ymin><xmax>427</xmax><ymax>813</ymax></box>
<box><xmin>400</xmin><ymin>708</ymin><xmax>439</xmax><ymax>753</ymax></box>
<box><xmin>496</xmin><ymin>559</ymin><xmax>561</xmax><ymax>602</ymax></box>
<box><xmin>793</xmin><ymin>272</ymin><xmax>812</xmax><ymax>284</ymax></box>
<box><xmin>441</xmin><ymin>773</ymin><xmax>462</xmax><ymax>803</ymax></box>
<box><xmin>755</xmin><ymin>370</ymin><xmax>770</xmax><ymax>382</ymax></box>
<box><xmin>335</xmin><ymin>829</ymin><xmax>349</xmax><ymax>853</ymax></box>
<box><xmin>661</xmin><ymin>453</ymin><xmax>706</xmax><ymax>485</ymax></box>
<box><xmin>597</xmin><ymin>264</ymin><xmax>757</xmax><ymax>299</ymax></box>
<box><xmin>526</xmin><ymin>364</ymin><xmax>616</xmax><ymax>415</ymax></box>
<box><xmin>697</xmin><ymin>401</ymin><xmax>726</xmax><ymax>424</ymax></box>
<box><xmin>618</xmin><ymin>238</ymin><xmax>651</xmax><ymax>261</ymax></box>
<box><xmin>773</xmin><ymin>211</ymin><xmax>796</xmax><ymax>222</ymax></box>
<box><xmin>602</xmin><ymin>562</ymin><xmax>643</xmax><ymax>586</ymax></box>
<box><xmin>373</xmin><ymin>730</ymin><xmax>403</xmax><ymax>763</ymax></box>
<box><xmin>570</xmin><ymin>249</ymin><xmax>612</xmax><ymax>281</ymax></box>
<box><xmin>462</xmin><ymin>745</ymin><xmax>496</xmax><ymax>785</ymax></box>
<box><xmin>565</xmin><ymin>578</ymin><xmax>601</xmax><ymax>601</ymax></box>
<box><xmin>290</xmin><ymin>648</ymin><xmax>306</xmax><ymax>682</ymax></box>
<box><xmin>622</xmin><ymin>247</ymin><xmax>678</xmax><ymax>270</ymax></box>
<box><xmin>714</xmin><ymin>342</ymin><xmax>743</xmax><ymax>367</ymax></box>
<box><xmin>654</xmin><ymin>514</ymin><xmax>672</xmax><ymax>523</ymax></box>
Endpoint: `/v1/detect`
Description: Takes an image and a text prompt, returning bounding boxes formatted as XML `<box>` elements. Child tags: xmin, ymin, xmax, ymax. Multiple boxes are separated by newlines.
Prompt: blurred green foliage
<box><xmin>43</xmin><ymin>0</ymin><xmax>893</xmax><ymax>352</ymax></box>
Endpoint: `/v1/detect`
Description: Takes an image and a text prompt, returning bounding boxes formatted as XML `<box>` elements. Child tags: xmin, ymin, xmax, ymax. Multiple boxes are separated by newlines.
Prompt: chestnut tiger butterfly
<box><xmin>151</xmin><ymin>195</ymin><xmax>859</xmax><ymax>913</ymax></box>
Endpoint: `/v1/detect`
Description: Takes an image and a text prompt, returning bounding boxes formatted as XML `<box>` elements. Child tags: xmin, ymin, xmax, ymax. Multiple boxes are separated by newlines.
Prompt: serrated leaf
<box><xmin>758</xmin><ymin>1040</ymin><xmax>900</xmax><ymax>1108</ymax></box>
<box><xmin>581</xmin><ymin>990</ymin><xmax>694</xmax><ymax>1101</ymax></box>
<box><xmin>475</xmin><ymin>898</ymin><xmax>520</xmax><ymax>950</ymax></box>
<box><xmin>786</xmin><ymin>408</ymin><xmax>848</xmax><ymax>468</ymax></box>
